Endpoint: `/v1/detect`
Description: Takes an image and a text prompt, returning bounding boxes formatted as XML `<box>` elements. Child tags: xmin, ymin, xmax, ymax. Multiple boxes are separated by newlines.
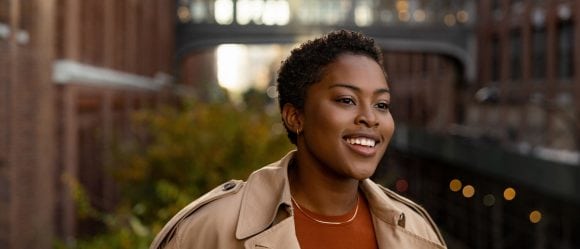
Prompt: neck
<box><xmin>288</xmin><ymin>152</ymin><xmax>360</xmax><ymax>216</ymax></box>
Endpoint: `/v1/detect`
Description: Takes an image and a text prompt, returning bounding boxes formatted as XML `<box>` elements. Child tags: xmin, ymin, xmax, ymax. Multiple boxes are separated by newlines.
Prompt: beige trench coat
<box><xmin>150</xmin><ymin>151</ymin><xmax>447</xmax><ymax>249</ymax></box>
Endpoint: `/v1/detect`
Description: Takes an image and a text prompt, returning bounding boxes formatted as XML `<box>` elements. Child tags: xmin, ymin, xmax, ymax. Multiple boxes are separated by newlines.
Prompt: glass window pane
<box><xmin>532</xmin><ymin>26</ymin><xmax>546</xmax><ymax>80</ymax></box>
<box><xmin>491</xmin><ymin>35</ymin><xmax>500</xmax><ymax>82</ymax></box>
<box><xmin>0</xmin><ymin>0</ymin><xmax>8</xmax><ymax>23</ymax></box>
<box><xmin>492</xmin><ymin>0</ymin><xmax>500</xmax><ymax>11</ymax></box>
<box><xmin>510</xmin><ymin>30</ymin><xmax>522</xmax><ymax>81</ymax></box>
<box><xmin>558</xmin><ymin>20</ymin><xmax>574</xmax><ymax>79</ymax></box>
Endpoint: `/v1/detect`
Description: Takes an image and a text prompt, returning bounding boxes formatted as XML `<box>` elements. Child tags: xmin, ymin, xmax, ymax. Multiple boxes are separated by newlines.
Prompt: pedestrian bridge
<box><xmin>176</xmin><ymin>0</ymin><xmax>476</xmax><ymax>81</ymax></box>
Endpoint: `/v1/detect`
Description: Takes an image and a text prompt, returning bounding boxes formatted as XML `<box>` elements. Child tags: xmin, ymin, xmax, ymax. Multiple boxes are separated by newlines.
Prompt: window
<box><xmin>492</xmin><ymin>0</ymin><xmax>501</xmax><ymax>12</ymax></box>
<box><xmin>511</xmin><ymin>0</ymin><xmax>523</xmax><ymax>14</ymax></box>
<box><xmin>0</xmin><ymin>0</ymin><xmax>7</xmax><ymax>41</ymax></box>
<box><xmin>510</xmin><ymin>30</ymin><xmax>522</xmax><ymax>81</ymax></box>
<box><xmin>0</xmin><ymin>0</ymin><xmax>8</xmax><ymax>23</ymax></box>
<box><xmin>421</xmin><ymin>53</ymin><xmax>429</xmax><ymax>79</ymax></box>
<box><xmin>492</xmin><ymin>0</ymin><xmax>502</xmax><ymax>20</ymax></box>
<box><xmin>532</xmin><ymin>26</ymin><xmax>546</xmax><ymax>80</ymax></box>
<box><xmin>558</xmin><ymin>20</ymin><xmax>574</xmax><ymax>80</ymax></box>
<box><xmin>491</xmin><ymin>35</ymin><xmax>500</xmax><ymax>82</ymax></box>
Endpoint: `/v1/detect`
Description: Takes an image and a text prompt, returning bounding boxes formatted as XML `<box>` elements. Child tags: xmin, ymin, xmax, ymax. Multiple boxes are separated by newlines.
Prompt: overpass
<box><xmin>175</xmin><ymin>0</ymin><xmax>476</xmax><ymax>81</ymax></box>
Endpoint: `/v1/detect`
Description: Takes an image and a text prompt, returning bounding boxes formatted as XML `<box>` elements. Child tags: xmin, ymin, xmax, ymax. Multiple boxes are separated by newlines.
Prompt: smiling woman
<box><xmin>283</xmin><ymin>54</ymin><xmax>394</xmax><ymax>183</ymax></box>
<box><xmin>150</xmin><ymin>30</ymin><xmax>447</xmax><ymax>249</ymax></box>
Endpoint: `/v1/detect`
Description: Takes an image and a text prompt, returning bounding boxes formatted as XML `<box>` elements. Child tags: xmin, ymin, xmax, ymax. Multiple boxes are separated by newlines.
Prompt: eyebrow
<box><xmin>329</xmin><ymin>83</ymin><xmax>390</xmax><ymax>95</ymax></box>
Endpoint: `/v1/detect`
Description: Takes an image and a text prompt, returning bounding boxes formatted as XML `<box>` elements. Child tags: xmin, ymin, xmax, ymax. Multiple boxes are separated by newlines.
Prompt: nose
<box><xmin>354</xmin><ymin>105</ymin><xmax>379</xmax><ymax>128</ymax></box>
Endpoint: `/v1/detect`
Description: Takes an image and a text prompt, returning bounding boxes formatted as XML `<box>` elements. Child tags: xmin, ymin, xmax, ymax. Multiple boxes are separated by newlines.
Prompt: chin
<box><xmin>351</xmin><ymin>167</ymin><xmax>377</xmax><ymax>180</ymax></box>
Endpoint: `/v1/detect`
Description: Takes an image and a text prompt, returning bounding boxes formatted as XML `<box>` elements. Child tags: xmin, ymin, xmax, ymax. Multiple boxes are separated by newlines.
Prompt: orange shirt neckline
<box><xmin>292</xmin><ymin>192</ymin><xmax>379</xmax><ymax>249</ymax></box>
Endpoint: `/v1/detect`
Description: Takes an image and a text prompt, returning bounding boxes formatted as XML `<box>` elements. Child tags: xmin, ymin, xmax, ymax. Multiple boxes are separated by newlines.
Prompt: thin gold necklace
<box><xmin>291</xmin><ymin>196</ymin><xmax>359</xmax><ymax>225</ymax></box>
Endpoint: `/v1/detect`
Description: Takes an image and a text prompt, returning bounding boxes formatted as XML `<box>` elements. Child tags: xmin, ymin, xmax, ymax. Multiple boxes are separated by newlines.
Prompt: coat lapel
<box><xmin>235</xmin><ymin>151</ymin><xmax>301</xmax><ymax>249</ymax></box>
<box><xmin>236</xmin><ymin>152</ymin><xmax>295</xmax><ymax>240</ymax></box>
<box><xmin>243</xmin><ymin>218</ymin><xmax>301</xmax><ymax>249</ymax></box>
<box><xmin>362</xmin><ymin>180</ymin><xmax>445</xmax><ymax>249</ymax></box>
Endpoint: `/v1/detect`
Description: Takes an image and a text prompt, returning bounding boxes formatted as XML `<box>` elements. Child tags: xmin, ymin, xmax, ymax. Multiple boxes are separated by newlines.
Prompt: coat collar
<box><xmin>242</xmin><ymin>218</ymin><xmax>301</xmax><ymax>249</ymax></box>
<box><xmin>360</xmin><ymin>179</ymin><xmax>405</xmax><ymax>226</ymax></box>
<box><xmin>235</xmin><ymin>150</ymin><xmax>407</xmax><ymax>240</ymax></box>
<box><xmin>235</xmin><ymin>151</ymin><xmax>295</xmax><ymax>240</ymax></box>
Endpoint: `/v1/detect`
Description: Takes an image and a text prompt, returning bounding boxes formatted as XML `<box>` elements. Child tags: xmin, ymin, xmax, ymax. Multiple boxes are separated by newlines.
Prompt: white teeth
<box><xmin>346</xmin><ymin>137</ymin><xmax>376</xmax><ymax>147</ymax></box>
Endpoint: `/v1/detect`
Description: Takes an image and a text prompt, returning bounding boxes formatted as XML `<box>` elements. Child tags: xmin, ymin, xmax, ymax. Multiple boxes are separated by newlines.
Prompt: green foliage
<box><xmin>73</xmin><ymin>98</ymin><xmax>293</xmax><ymax>249</ymax></box>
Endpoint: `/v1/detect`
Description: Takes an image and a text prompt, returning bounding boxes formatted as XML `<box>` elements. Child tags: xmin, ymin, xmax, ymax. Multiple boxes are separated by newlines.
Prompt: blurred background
<box><xmin>1</xmin><ymin>0</ymin><xmax>579</xmax><ymax>248</ymax></box>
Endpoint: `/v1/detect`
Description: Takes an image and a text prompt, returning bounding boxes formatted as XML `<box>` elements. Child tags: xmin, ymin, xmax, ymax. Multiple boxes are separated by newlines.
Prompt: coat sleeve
<box><xmin>149</xmin><ymin>180</ymin><xmax>244</xmax><ymax>249</ymax></box>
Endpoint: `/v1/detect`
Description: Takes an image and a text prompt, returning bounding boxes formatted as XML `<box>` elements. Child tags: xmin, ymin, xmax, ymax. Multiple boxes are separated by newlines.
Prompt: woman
<box><xmin>150</xmin><ymin>30</ymin><xmax>447</xmax><ymax>249</ymax></box>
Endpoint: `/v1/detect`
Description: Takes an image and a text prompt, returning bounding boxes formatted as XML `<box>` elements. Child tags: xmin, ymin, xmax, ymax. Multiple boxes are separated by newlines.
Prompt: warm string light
<box><xmin>503</xmin><ymin>187</ymin><xmax>517</xmax><ymax>201</ymax></box>
<box><xmin>449</xmin><ymin>179</ymin><xmax>543</xmax><ymax>224</ymax></box>
<box><xmin>529</xmin><ymin>210</ymin><xmax>542</xmax><ymax>223</ymax></box>
<box><xmin>449</xmin><ymin>179</ymin><xmax>462</xmax><ymax>192</ymax></box>
<box><xmin>462</xmin><ymin>185</ymin><xmax>475</xmax><ymax>198</ymax></box>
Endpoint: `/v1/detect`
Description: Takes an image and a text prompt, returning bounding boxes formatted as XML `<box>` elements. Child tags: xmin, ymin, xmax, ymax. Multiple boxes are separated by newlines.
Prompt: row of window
<box><xmin>489</xmin><ymin>19</ymin><xmax>574</xmax><ymax>82</ymax></box>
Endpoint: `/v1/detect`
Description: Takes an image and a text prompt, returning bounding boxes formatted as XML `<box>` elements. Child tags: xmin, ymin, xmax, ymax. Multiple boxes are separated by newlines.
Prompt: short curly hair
<box><xmin>276</xmin><ymin>30</ymin><xmax>385</xmax><ymax>144</ymax></box>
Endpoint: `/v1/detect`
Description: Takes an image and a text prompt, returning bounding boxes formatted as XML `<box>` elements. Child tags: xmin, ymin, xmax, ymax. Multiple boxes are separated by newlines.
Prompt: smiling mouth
<box><xmin>344</xmin><ymin>137</ymin><xmax>378</xmax><ymax>148</ymax></box>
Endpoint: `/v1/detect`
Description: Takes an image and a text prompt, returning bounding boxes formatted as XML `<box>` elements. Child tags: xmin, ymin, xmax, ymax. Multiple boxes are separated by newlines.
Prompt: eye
<box><xmin>336</xmin><ymin>97</ymin><xmax>356</xmax><ymax>105</ymax></box>
<box><xmin>375</xmin><ymin>102</ymin><xmax>391</xmax><ymax>111</ymax></box>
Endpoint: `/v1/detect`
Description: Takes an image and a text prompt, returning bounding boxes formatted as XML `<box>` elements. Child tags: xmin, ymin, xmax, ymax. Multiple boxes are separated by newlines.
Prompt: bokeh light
<box><xmin>215</xmin><ymin>0</ymin><xmax>234</xmax><ymax>25</ymax></box>
<box><xmin>457</xmin><ymin>10</ymin><xmax>469</xmax><ymax>23</ymax></box>
<box><xmin>462</xmin><ymin>185</ymin><xmax>475</xmax><ymax>198</ymax></box>
<box><xmin>444</xmin><ymin>14</ymin><xmax>456</xmax><ymax>26</ymax></box>
<box><xmin>177</xmin><ymin>6</ymin><xmax>192</xmax><ymax>23</ymax></box>
<box><xmin>216</xmin><ymin>44</ymin><xmax>250</xmax><ymax>93</ymax></box>
<box><xmin>503</xmin><ymin>187</ymin><xmax>516</xmax><ymax>201</ymax></box>
<box><xmin>413</xmin><ymin>9</ymin><xmax>426</xmax><ymax>22</ymax></box>
<box><xmin>398</xmin><ymin>11</ymin><xmax>411</xmax><ymax>22</ymax></box>
<box><xmin>449</xmin><ymin>179</ymin><xmax>462</xmax><ymax>192</ymax></box>
<box><xmin>396</xmin><ymin>0</ymin><xmax>409</xmax><ymax>11</ymax></box>
<box><xmin>529</xmin><ymin>210</ymin><xmax>542</xmax><ymax>223</ymax></box>
<box><xmin>354</xmin><ymin>3</ymin><xmax>373</xmax><ymax>27</ymax></box>
<box><xmin>395</xmin><ymin>179</ymin><xmax>409</xmax><ymax>192</ymax></box>
<box><xmin>483</xmin><ymin>194</ymin><xmax>496</xmax><ymax>207</ymax></box>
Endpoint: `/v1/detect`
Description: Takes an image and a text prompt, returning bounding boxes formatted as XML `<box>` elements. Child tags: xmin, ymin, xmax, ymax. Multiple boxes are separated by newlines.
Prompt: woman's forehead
<box><xmin>319</xmin><ymin>55</ymin><xmax>387</xmax><ymax>85</ymax></box>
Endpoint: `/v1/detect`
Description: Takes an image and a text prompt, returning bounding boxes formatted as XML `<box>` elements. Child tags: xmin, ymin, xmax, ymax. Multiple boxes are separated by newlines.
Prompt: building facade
<box><xmin>474</xmin><ymin>0</ymin><xmax>579</xmax><ymax>156</ymax></box>
<box><xmin>0</xmin><ymin>0</ymin><xmax>174</xmax><ymax>248</ymax></box>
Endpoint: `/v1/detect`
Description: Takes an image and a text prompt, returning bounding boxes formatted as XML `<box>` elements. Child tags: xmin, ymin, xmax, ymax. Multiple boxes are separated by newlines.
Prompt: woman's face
<box><xmin>297</xmin><ymin>53</ymin><xmax>395</xmax><ymax>180</ymax></box>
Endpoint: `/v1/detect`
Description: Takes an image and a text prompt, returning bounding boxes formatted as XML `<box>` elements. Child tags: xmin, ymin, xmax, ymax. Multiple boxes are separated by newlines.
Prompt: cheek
<box><xmin>305</xmin><ymin>103</ymin><xmax>349</xmax><ymax>131</ymax></box>
<box><xmin>382</xmin><ymin>115</ymin><xmax>395</xmax><ymax>138</ymax></box>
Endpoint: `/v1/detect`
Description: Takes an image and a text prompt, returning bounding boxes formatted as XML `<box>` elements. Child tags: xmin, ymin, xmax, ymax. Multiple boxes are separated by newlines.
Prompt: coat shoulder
<box><xmin>149</xmin><ymin>180</ymin><xmax>244</xmax><ymax>249</ymax></box>
<box><xmin>376</xmin><ymin>184</ymin><xmax>447</xmax><ymax>247</ymax></box>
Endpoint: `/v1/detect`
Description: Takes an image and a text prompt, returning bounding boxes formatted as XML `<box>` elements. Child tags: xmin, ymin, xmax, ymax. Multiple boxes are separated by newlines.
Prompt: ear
<box><xmin>282</xmin><ymin>103</ymin><xmax>303</xmax><ymax>133</ymax></box>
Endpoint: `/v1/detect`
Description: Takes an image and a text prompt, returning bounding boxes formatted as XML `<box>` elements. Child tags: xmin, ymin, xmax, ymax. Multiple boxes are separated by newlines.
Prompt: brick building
<box><xmin>473</xmin><ymin>0</ymin><xmax>579</xmax><ymax>154</ymax></box>
<box><xmin>0</xmin><ymin>0</ymin><xmax>174</xmax><ymax>248</ymax></box>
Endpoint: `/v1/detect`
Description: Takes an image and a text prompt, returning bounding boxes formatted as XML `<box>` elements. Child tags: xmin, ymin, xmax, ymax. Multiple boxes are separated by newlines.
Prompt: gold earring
<box><xmin>296</xmin><ymin>129</ymin><xmax>301</xmax><ymax>136</ymax></box>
